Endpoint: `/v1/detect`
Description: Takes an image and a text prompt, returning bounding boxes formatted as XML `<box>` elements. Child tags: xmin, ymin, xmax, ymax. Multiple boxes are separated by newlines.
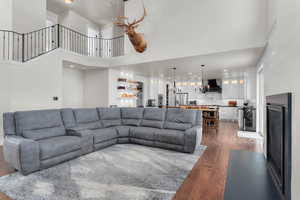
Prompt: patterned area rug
<box><xmin>0</xmin><ymin>144</ymin><xmax>206</xmax><ymax>200</ymax></box>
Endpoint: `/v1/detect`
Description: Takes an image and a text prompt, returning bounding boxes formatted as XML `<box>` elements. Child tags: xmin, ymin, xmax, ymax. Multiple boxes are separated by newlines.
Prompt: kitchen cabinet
<box><xmin>222</xmin><ymin>80</ymin><xmax>244</xmax><ymax>99</ymax></box>
<box><xmin>219</xmin><ymin>107</ymin><xmax>238</xmax><ymax>121</ymax></box>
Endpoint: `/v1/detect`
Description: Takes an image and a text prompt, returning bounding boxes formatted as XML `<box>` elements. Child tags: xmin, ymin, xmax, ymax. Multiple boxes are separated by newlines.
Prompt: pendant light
<box><xmin>200</xmin><ymin>65</ymin><xmax>206</xmax><ymax>93</ymax></box>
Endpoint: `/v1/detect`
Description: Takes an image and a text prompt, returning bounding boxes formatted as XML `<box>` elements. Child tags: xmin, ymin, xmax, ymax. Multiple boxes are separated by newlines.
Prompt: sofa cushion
<box><xmin>61</xmin><ymin>108</ymin><xmax>76</xmax><ymax>128</ymax></box>
<box><xmin>164</xmin><ymin>108</ymin><xmax>197</xmax><ymax>131</ymax></box>
<box><xmin>73</xmin><ymin>108</ymin><xmax>102</xmax><ymax>130</ymax></box>
<box><xmin>77</xmin><ymin>122</ymin><xmax>103</xmax><ymax>130</ymax></box>
<box><xmin>115</xmin><ymin>126</ymin><xmax>132</xmax><ymax>137</ymax></box>
<box><xmin>98</xmin><ymin>108</ymin><xmax>122</xmax><ymax>128</ymax></box>
<box><xmin>102</xmin><ymin>120</ymin><xmax>122</xmax><ymax>128</ymax></box>
<box><xmin>23</xmin><ymin>126</ymin><xmax>66</xmax><ymax>141</ymax></box>
<box><xmin>130</xmin><ymin>127</ymin><xmax>157</xmax><ymax>140</ymax></box>
<box><xmin>164</xmin><ymin>122</ymin><xmax>192</xmax><ymax>131</ymax></box>
<box><xmin>38</xmin><ymin>136</ymin><xmax>81</xmax><ymax>160</ymax></box>
<box><xmin>73</xmin><ymin>108</ymin><xmax>99</xmax><ymax>123</ymax></box>
<box><xmin>143</xmin><ymin>108</ymin><xmax>165</xmax><ymax>121</ymax></box>
<box><xmin>3</xmin><ymin>112</ymin><xmax>16</xmax><ymax>136</ymax></box>
<box><xmin>92</xmin><ymin>128</ymin><xmax>118</xmax><ymax>144</ymax></box>
<box><xmin>15</xmin><ymin>110</ymin><xmax>65</xmax><ymax>138</ymax></box>
<box><xmin>141</xmin><ymin>108</ymin><xmax>165</xmax><ymax>129</ymax></box>
<box><xmin>154</xmin><ymin>129</ymin><xmax>185</xmax><ymax>145</ymax></box>
<box><xmin>121</xmin><ymin>108</ymin><xmax>144</xmax><ymax>126</ymax></box>
<box><xmin>98</xmin><ymin>108</ymin><xmax>121</xmax><ymax>120</ymax></box>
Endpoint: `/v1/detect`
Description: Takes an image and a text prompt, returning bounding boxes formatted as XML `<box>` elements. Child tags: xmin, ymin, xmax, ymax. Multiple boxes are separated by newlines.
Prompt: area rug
<box><xmin>0</xmin><ymin>144</ymin><xmax>206</xmax><ymax>200</ymax></box>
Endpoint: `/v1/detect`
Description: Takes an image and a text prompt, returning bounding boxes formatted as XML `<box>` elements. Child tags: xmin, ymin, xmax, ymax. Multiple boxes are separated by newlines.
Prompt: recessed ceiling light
<box><xmin>224</xmin><ymin>69</ymin><xmax>228</xmax><ymax>72</ymax></box>
<box><xmin>188</xmin><ymin>72</ymin><xmax>193</xmax><ymax>75</ymax></box>
<box><xmin>69</xmin><ymin>65</ymin><xmax>75</xmax><ymax>68</ymax></box>
<box><xmin>65</xmin><ymin>0</ymin><xmax>74</xmax><ymax>4</ymax></box>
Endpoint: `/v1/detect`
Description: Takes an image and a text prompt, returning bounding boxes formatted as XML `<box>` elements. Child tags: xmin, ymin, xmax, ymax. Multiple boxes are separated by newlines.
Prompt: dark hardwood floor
<box><xmin>173</xmin><ymin>121</ymin><xmax>263</xmax><ymax>200</ymax></box>
<box><xmin>0</xmin><ymin>121</ymin><xmax>263</xmax><ymax>200</ymax></box>
<box><xmin>0</xmin><ymin>146</ymin><xmax>15</xmax><ymax>200</ymax></box>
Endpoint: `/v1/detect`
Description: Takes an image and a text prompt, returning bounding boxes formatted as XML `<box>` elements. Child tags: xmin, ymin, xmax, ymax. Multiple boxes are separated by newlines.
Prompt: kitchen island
<box><xmin>163</xmin><ymin>105</ymin><xmax>240</xmax><ymax>122</ymax></box>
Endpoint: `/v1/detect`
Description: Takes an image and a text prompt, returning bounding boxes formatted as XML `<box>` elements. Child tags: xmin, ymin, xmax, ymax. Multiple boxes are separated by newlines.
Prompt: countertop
<box><xmin>179</xmin><ymin>105</ymin><xmax>241</xmax><ymax>108</ymax></box>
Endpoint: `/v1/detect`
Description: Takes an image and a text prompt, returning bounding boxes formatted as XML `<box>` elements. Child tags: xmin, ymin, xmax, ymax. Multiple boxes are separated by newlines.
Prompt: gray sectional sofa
<box><xmin>3</xmin><ymin>107</ymin><xmax>202</xmax><ymax>175</ymax></box>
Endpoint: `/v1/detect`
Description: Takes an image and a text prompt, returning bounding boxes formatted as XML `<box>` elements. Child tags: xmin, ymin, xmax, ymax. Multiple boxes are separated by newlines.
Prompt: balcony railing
<box><xmin>0</xmin><ymin>24</ymin><xmax>124</xmax><ymax>62</ymax></box>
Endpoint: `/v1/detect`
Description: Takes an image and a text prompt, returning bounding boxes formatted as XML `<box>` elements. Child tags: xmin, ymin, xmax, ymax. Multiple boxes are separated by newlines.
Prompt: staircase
<box><xmin>0</xmin><ymin>24</ymin><xmax>124</xmax><ymax>62</ymax></box>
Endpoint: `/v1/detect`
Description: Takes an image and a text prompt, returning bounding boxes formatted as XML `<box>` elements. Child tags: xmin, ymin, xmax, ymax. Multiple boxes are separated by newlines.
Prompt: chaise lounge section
<box><xmin>3</xmin><ymin>107</ymin><xmax>202</xmax><ymax>175</ymax></box>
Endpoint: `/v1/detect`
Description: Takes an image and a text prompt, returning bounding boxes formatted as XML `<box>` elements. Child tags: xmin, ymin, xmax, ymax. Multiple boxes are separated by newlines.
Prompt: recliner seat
<box><xmin>3</xmin><ymin>107</ymin><xmax>202</xmax><ymax>175</ymax></box>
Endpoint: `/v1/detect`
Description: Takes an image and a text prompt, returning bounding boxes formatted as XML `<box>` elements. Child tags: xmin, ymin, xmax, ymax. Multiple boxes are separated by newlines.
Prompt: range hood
<box><xmin>207</xmin><ymin>79</ymin><xmax>222</xmax><ymax>93</ymax></box>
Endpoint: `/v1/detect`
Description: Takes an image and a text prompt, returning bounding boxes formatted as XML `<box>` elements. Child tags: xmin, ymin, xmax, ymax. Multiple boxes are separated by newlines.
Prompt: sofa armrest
<box><xmin>66</xmin><ymin>128</ymin><xmax>94</xmax><ymax>155</ymax></box>
<box><xmin>66</xmin><ymin>127</ymin><xmax>93</xmax><ymax>137</ymax></box>
<box><xmin>3</xmin><ymin>136</ymin><xmax>40</xmax><ymax>175</ymax></box>
<box><xmin>184</xmin><ymin>126</ymin><xmax>202</xmax><ymax>153</ymax></box>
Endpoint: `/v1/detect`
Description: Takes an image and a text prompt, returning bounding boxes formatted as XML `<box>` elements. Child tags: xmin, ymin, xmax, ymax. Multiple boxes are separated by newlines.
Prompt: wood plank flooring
<box><xmin>173</xmin><ymin>121</ymin><xmax>263</xmax><ymax>200</ymax></box>
<box><xmin>0</xmin><ymin>121</ymin><xmax>263</xmax><ymax>200</ymax></box>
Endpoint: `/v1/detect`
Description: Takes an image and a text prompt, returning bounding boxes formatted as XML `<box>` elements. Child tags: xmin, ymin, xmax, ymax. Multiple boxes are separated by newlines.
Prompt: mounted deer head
<box><xmin>115</xmin><ymin>6</ymin><xmax>147</xmax><ymax>53</ymax></box>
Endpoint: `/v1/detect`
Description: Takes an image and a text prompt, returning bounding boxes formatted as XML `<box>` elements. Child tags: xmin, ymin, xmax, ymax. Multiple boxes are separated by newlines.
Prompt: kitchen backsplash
<box><xmin>189</xmin><ymin>92</ymin><xmax>245</xmax><ymax>106</ymax></box>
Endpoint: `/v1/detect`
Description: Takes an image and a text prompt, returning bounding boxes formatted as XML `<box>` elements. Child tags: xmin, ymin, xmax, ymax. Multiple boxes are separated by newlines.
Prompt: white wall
<box><xmin>0</xmin><ymin>0</ymin><xmax>46</xmax><ymax>32</ymax></box>
<box><xmin>244</xmin><ymin>67</ymin><xmax>257</xmax><ymax>105</ymax></box>
<box><xmin>12</xmin><ymin>0</ymin><xmax>47</xmax><ymax>32</ymax></box>
<box><xmin>123</xmin><ymin>0</ymin><xmax>268</xmax><ymax>62</ymax></box>
<box><xmin>84</xmin><ymin>69</ymin><xmax>109</xmax><ymax>107</ymax></box>
<box><xmin>9</xmin><ymin>53</ymin><xmax>63</xmax><ymax>111</ymax></box>
<box><xmin>0</xmin><ymin>0</ymin><xmax>13</xmax><ymax>30</ymax></box>
<box><xmin>59</xmin><ymin>10</ymin><xmax>100</xmax><ymax>35</ymax></box>
<box><xmin>47</xmin><ymin>10</ymin><xmax>58</xmax><ymax>25</ymax></box>
<box><xmin>147</xmin><ymin>77</ymin><xmax>166</xmax><ymax>105</ymax></box>
<box><xmin>0</xmin><ymin>62</ymin><xmax>12</xmax><ymax>145</ymax></box>
<box><xmin>62</xmin><ymin>67</ymin><xmax>84</xmax><ymax>107</ymax></box>
<box><xmin>0</xmin><ymin>48</ymin><xmax>111</xmax><ymax>142</ymax></box>
<box><xmin>259</xmin><ymin>0</ymin><xmax>300</xmax><ymax>198</ymax></box>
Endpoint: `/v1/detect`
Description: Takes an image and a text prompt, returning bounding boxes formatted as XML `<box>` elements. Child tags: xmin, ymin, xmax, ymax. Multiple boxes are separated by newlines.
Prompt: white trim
<box><xmin>256</xmin><ymin>64</ymin><xmax>264</xmax><ymax>137</ymax></box>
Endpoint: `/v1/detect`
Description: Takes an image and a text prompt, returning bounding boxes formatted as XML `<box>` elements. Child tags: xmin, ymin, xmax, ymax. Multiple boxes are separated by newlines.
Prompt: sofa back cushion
<box><xmin>164</xmin><ymin>108</ymin><xmax>197</xmax><ymax>131</ymax></box>
<box><xmin>15</xmin><ymin>109</ymin><xmax>65</xmax><ymax>140</ymax></box>
<box><xmin>73</xmin><ymin>108</ymin><xmax>102</xmax><ymax>130</ymax></box>
<box><xmin>3</xmin><ymin>112</ymin><xmax>16</xmax><ymax>136</ymax></box>
<box><xmin>23</xmin><ymin>126</ymin><xmax>66</xmax><ymax>141</ymax></box>
<box><xmin>141</xmin><ymin>108</ymin><xmax>165</xmax><ymax>129</ymax></box>
<box><xmin>98</xmin><ymin>108</ymin><xmax>122</xmax><ymax>128</ymax></box>
<box><xmin>61</xmin><ymin>108</ymin><xmax>76</xmax><ymax>128</ymax></box>
<box><xmin>121</xmin><ymin>108</ymin><xmax>144</xmax><ymax>126</ymax></box>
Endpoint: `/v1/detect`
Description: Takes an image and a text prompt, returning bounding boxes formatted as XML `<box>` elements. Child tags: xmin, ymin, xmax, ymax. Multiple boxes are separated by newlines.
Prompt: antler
<box><xmin>114</xmin><ymin>16</ymin><xmax>130</xmax><ymax>27</ymax></box>
<box><xmin>129</xmin><ymin>5</ymin><xmax>147</xmax><ymax>27</ymax></box>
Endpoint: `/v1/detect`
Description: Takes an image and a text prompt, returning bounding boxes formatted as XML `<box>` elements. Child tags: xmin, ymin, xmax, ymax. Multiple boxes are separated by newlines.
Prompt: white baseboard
<box><xmin>237</xmin><ymin>131</ymin><xmax>264</xmax><ymax>140</ymax></box>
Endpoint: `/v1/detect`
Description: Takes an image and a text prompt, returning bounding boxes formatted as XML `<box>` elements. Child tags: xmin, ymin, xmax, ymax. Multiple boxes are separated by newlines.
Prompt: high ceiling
<box><xmin>115</xmin><ymin>47</ymin><xmax>264</xmax><ymax>80</ymax></box>
<box><xmin>47</xmin><ymin>0</ymin><xmax>123</xmax><ymax>25</ymax></box>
